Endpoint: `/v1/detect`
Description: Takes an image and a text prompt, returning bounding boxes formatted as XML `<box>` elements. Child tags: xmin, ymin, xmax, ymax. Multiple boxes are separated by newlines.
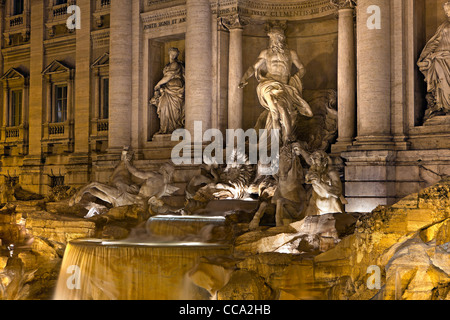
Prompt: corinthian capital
<box><xmin>220</xmin><ymin>14</ymin><xmax>250</xmax><ymax>30</ymax></box>
<box><xmin>330</xmin><ymin>0</ymin><xmax>357</xmax><ymax>9</ymax></box>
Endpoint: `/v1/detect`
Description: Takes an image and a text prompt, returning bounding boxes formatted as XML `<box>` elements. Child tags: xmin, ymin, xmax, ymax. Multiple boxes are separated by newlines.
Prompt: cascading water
<box><xmin>54</xmin><ymin>215</ymin><xmax>231</xmax><ymax>300</ymax></box>
<box><xmin>146</xmin><ymin>215</ymin><xmax>226</xmax><ymax>240</ymax></box>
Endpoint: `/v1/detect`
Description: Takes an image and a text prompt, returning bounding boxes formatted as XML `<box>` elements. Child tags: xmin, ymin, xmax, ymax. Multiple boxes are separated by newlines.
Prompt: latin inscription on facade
<box><xmin>144</xmin><ymin>17</ymin><xmax>186</xmax><ymax>30</ymax></box>
<box><xmin>238</xmin><ymin>0</ymin><xmax>336</xmax><ymax>19</ymax></box>
<box><xmin>142</xmin><ymin>0</ymin><xmax>336</xmax><ymax>32</ymax></box>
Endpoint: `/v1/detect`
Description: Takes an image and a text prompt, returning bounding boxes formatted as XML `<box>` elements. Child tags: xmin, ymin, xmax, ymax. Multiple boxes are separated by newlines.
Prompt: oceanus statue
<box><xmin>69</xmin><ymin>147</ymin><xmax>178</xmax><ymax>209</ymax></box>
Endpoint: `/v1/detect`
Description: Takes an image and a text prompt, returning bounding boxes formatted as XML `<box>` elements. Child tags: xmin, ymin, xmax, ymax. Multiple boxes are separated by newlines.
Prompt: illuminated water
<box><xmin>54</xmin><ymin>215</ymin><xmax>231</xmax><ymax>300</ymax></box>
<box><xmin>146</xmin><ymin>215</ymin><xmax>226</xmax><ymax>239</ymax></box>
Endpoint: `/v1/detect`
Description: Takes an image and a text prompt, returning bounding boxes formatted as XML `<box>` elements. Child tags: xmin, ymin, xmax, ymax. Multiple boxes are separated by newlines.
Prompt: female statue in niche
<box><xmin>150</xmin><ymin>47</ymin><xmax>185</xmax><ymax>134</ymax></box>
<box><xmin>418</xmin><ymin>1</ymin><xmax>450</xmax><ymax>121</ymax></box>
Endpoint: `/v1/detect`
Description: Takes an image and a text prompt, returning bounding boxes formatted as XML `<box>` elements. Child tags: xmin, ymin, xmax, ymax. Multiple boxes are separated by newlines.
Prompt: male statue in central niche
<box><xmin>239</xmin><ymin>25</ymin><xmax>313</xmax><ymax>145</ymax></box>
<box><xmin>150</xmin><ymin>47</ymin><xmax>185</xmax><ymax>134</ymax></box>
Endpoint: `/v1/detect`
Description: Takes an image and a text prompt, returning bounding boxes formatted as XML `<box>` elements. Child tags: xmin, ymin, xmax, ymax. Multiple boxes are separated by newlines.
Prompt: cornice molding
<box><xmin>141</xmin><ymin>0</ymin><xmax>337</xmax><ymax>31</ymax></box>
<box><xmin>330</xmin><ymin>0</ymin><xmax>357</xmax><ymax>10</ymax></box>
<box><xmin>220</xmin><ymin>13</ymin><xmax>250</xmax><ymax>30</ymax></box>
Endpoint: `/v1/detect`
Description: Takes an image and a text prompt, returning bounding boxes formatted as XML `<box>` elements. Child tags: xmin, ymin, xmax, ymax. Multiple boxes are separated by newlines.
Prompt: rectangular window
<box><xmin>10</xmin><ymin>90</ymin><xmax>22</xmax><ymax>127</ymax></box>
<box><xmin>101</xmin><ymin>78</ymin><xmax>109</xmax><ymax>119</ymax></box>
<box><xmin>50</xmin><ymin>176</ymin><xmax>65</xmax><ymax>188</ymax></box>
<box><xmin>13</xmin><ymin>0</ymin><xmax>24</xmax><ymax>15</ymax></box>
<box><xmin>55</xmin><ymin>0</ymin><xmax>68</xmax><ymax>5</ymax></box>
<box><xmin>54</xmin><ymin>85</ymin><xmax>67</xmax><ymax>123</ymax></box>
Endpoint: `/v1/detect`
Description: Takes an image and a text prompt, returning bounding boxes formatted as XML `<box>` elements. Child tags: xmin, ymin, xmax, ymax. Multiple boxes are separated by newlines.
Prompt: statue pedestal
<box><xmin>423</xmin><ymin>114</ymin><xmax>450</xmax><ymax>127</ymax></box>
<box><xmin>152</xmin><ymin>134</ymin><xmax>173</xmax><ymax>143</ymax></box>
<box><xmin>142</xmin><ymin>134</ymin><xmax>180</xmax><ymax>160</ymax></box>
<box><xmin>406</xmin><ymin>114</ymin><xmax>450</xmax><ymax>150</ymax></box>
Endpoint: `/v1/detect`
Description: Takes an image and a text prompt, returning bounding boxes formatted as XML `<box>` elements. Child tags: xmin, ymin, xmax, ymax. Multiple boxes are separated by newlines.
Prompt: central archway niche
<box><xmin>141</xmin><ymin>0</ymin><xmax>339</xmax><ymax>147</ymax></box>
<box><xmin>241</xmin><ymin>18</ymin><xmax>338</xmax><ymax>130</ymax></box>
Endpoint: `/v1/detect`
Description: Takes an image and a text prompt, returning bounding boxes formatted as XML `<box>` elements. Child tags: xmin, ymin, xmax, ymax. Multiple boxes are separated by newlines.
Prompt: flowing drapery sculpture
<box><xmin>239</xmin><ymin>25</ymin><xmax>313</xmax><ymax>145</ymax></box>
<box><xmin>418</xmin><ymin>2</ymin><xmax>450</xmax><ymax>121</ymax></box>
<box><xmin>150</xmin><ymin>47</ymin><xmax>185</xmax><ymax>134</ymax></box>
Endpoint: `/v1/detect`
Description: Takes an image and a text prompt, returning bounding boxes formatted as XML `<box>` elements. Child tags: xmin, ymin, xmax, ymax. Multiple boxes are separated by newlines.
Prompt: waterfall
<box><xmin>146</xmin><ymin>215</ymin><xmax>226</xmax><ymax>240</ymax></box>
<box><xmin>54</xmin><ymin>239</ymin><xmax>230</xmax><ymax>300</ymax></box>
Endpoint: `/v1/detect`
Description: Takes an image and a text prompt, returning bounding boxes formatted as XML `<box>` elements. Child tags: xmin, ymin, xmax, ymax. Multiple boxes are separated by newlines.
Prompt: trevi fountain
<box><xmin>0</xmin><ymin>0</ymin><xmax>450</xmax><ymax>303</ymax></box>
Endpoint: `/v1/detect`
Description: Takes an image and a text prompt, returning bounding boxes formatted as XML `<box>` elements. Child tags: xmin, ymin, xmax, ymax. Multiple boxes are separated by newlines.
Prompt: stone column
<box><xmin>341</xmin><ymin>0</ymin><xmax>395</xmax><ymax>213</ymax></box>
<box><xmin>108</xmin><ymin>0</ymin><xmax>132</xmax><ymax>151</ymax></box>
<box><xmin>131</xmin><ymin>0</ymin><xmax>143</xmax><ymax>152</ymax></box>
<box><xmin>354</xmin><ymin>0</ymin><xmax>393</xmax><ymax>149</ymax></box>
<box><xmin>185</xmin><ymin>0</ymin><xmax>212</xmax><ymax>136</ymax></box>
<box><xmin>74</xmin><ymin>0</ymin><xmax>91</xmax><ymax>154</ymax></box>
<box><xmin>332</xmin><ymin>1</ymin><xmax>356</xmax><ymax>153</ymax></box>
<box><xmin>28</xmin><ymin>0</ymin><xmax>44</xmax><ymax>157</ymax></box>
<box><xmin>24</xmin><ymin>0</ymin><xmax>45</xmax><ymax>194</ymax></box>
<box><xmin>223</xmin><ymin>15</ymin><xmax>247</xmax><ymax>130</ymax></box>
<box><xmin>212</xmin><ymin>19</ymin><xmax>229</xmax><ymax>135</ymax></box>
<box><xmin>0</xmin><ymin>2</ymin><xmax>4</xmax><ymax>128</ymax></box>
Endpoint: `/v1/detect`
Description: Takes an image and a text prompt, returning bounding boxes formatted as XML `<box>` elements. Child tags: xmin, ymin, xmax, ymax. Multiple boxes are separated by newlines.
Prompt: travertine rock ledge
<box><xmin>190</xmin><ymin>178</ymin><xmax>450</xmax><ymax>300</ymax></box>
<box><xmin>26</xmin><ymin>212</ymin><xmax>96</xmax><ymax>244</ymax></box>
<box><xmin>1</xmin><ymin>178</ymin><xmax>450</xmax><ymax>300</ymax></box>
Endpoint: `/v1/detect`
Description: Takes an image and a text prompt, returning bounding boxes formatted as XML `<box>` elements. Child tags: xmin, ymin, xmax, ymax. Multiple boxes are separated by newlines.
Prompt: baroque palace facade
<box><xmin>0</xmin><ymin>0</ymin><xmax>449</xmax><ymax>213</ymax></box>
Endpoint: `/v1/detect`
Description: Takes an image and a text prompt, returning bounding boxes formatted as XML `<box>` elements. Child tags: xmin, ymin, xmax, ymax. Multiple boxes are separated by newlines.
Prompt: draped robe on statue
<box><xmin>151</xmin><ymin>61</ymin><xmax>185</xmax><ymax>134</ymax></box>
<box><xmin>418</xmin><ymin>20</ymin><xmax>450</xmax><ymax>115</ymax></box>
<box><xmin>256</xmin><ymin>73</ymin><xmax>313</xmax><ymax>133</ymax></box>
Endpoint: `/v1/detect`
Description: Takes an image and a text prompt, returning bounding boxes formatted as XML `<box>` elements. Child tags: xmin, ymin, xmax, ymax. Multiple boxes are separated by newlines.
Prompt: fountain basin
<box><xmin>146</xmin><ymin>215</ymin><xmax>226</xmax><ymax>238</ymax></box>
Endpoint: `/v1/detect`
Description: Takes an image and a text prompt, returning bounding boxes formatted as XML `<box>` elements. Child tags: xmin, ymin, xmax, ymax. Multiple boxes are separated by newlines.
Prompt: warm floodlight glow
<box><xmin>99</xmin><ymin>240</ymin><xmax>227</xmax><ymax>247</ymax></box>
<box><xmin>150</xmin><ymin>215</ymin><xmax>226</xmax><ymax>221</ymax></box>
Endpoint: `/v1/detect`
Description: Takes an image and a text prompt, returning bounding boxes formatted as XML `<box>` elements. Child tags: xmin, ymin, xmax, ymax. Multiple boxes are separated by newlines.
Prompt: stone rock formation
<box><xmin>1</xmin><ymin>174</ymin><xmax>450</xmax><ymax>300</ymax></box>
<box><xmin>235</xmin><ymin>213</ymin><xmax>357</xmax><ymax>255</ymax></box>
<box><xmin>217</xmin><ymin>270</ymin><xmax>272</xmax><ymax>300</ymax></box>
<box><xmin>0</xmin><ymin>185</ymin><xmax>162</xmax><ymax>299</ymax></box>
<box><xmin>188</xmin><ymin>178</ymin><xmax>450</xmax><ymax>300</ymax></box>
<box><xmin>188</xmin><ymin>256</ymin><xmax>238</xmax><ymax>298</ymax></box>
